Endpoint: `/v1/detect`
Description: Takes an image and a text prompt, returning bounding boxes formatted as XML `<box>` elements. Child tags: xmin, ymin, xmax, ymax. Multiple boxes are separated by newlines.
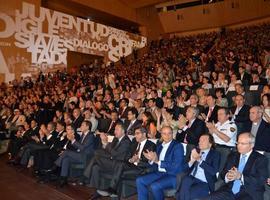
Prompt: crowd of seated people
<box><xmin>0</xmin><ymin>23</ymin><xmax>270</xmax><ymax>200</ymax></box>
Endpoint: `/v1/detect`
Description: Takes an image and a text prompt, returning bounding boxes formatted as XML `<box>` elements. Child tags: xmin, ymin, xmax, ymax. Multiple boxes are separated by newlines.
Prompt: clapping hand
<box><xmin>67</xmin><ymin>132</ymin><xmax>75</xmax><ymax>141</ymax></box>
<box><xmin>226</xmin><ymin>167</ymin><xmax>241</xmax><ymax>181</ymax></box>
<box><xmin>190</xmin><ymin>148</ymin><xmax>201</xmax><ymax>162</ymax></box>
<box><xmin>99</xmin><ymin>132</ymin><xmax>108</xmax><ymax>145</ymax></box>
<box><xmin>129</xmin><ymin>154</ymin><xmax>139</xmax><ymax>163</ymax></box>
<box><xmin>206</xmin><ymin>121</ymin><xmax>216</xmax><ymax>134</ymax></box>
<box><xmin>178</xmin><ymin>114</ymin><xmax>187</xmax><ymax>129</ymax></box>
<box><xmin>143</xmin><ymin>150</ymin><xmax>158</xmax><ymax>163</ymax></box>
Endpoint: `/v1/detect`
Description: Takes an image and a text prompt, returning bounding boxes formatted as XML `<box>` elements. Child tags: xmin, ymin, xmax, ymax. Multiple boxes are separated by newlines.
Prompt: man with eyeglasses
<box><xmin>202</xmin><ymin>132</ymin><xmax>268</xmax><ymax>200</ymax></box>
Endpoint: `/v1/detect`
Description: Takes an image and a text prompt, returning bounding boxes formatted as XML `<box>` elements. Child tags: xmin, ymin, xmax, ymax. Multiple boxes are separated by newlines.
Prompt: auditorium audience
<box><xmin>0</xmin><ymin>22</ymin><xmax>270</xmax><ymax>200</ymax></box>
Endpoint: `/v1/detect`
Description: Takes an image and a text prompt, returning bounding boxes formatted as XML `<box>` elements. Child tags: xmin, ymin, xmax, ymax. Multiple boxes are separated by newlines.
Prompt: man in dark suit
<box><xmin>150</xmin><ymin>89</ymin><xmax>164</xmax><ymax>109</ymax></box>
<box><xmin>136</xmin><ymin>126</ymin><xmax>186</xmax><ymax>200</ymax></box>
<box><xmin>124</xmin><ymin>107</ymin><xmax>142</xmax><ymax>135</ymax></box>
<box><xmin>238</xmin><ymin>66</ymin><xmax>251</xmax><ymax>86</ymax></box>
<box><xmin>203</xmin><ymin>95</ymin><xmax>220</xmax><ymax>123</ymax></box>
<box><xmin>96</xmin><ymin>110</ymin><xmax>119</xmax><ymax>135</ymax></box>
<box><xmin>230</xmin><ymin>94</ymin><xmax>251</xmax><ymax>134</ymax></box>
<box><xmin>54</xmin><ymin>121</ymin><xmax>95</xmax><ymax>187</ymax></box>
<box><xmin>165</xmin><ymin>97</ymin><xmax>184</xmax><ymax>120</ymax></box>
<box><xmin>176</xmin><ymin>106</ymin><xmax>206</xmax><ymax>146</ymax></box>
<box><xmin>94</xmin><ymin>127</ymin><xmax>156</xmax><ymax>197</ymax></box>
<box><xmin>33</xmin><ymin>122</ymin><xmax>57</xmax><ymax>172</ymax></box>
<box><xmin>248</xmin><ymin>106</ymin><xmax>270</xmax><ymax>153</ymax></box>
<box><xmin>118</xmin><ymin>98</ymin><xmax>130</xmax><ymax>121</ymax></box>
<box><xmin>202</xmin><ymin>132</ymin><xmax>268</xmax><ymax>200</ymax></box>
<box><xmin>34</xmin><ymin>121</ymin><xmax>67</xmax><ymax>175</ymax></box>
<box><xmin>176</xmin><ymin>133</ymin><xmax>220</xmax><ymax>200</ymax></box>
<box><xmin>83</xmin><ymin>122</ymin><xmax>131</xmax><ymax>198</ymax></box>
<box><xmin>72</xmin><ymin>108</ymin><xmax>84</xmax><ymax>131</ymax></box>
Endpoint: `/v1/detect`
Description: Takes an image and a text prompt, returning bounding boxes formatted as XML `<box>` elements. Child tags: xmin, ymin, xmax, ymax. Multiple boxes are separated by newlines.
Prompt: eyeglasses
<box><xmin>235</xmin><ymin>142</ymin><xmax>253</xmax><ymax>145</ymax></box>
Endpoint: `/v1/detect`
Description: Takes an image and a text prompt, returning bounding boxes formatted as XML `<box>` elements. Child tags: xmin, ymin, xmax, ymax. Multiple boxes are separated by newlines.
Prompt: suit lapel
<box><xmin>256</xmin><ymin>120</ymin><xmax>266</xmax><ymax>138</ymax></box>
<box><xmin>242</xmin><ymin>151</ymin><xmax>256</xmax><ymax>174</ymax></box>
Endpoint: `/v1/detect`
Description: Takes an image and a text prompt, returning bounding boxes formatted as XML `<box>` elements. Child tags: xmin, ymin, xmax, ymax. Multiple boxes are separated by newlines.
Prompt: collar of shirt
<box><xmin>219</xmin><ymin>119</ymin><xmax>230</xmax><ymax>126</ymax></box>
<box><xmin>138</xmin><ymin>139</ymin><xmax>147</xmax><ymax>156</ymax></box>
<box><xmin>189</xmin><ymin>118</ymin><xmax>196</xmax><ymax>127</ymax></box>
<box><xmin>117</xmin><ymin>135</ymin><xmax>125</xmax><ymax>143</ymax></box>
<box><xmin>139</xmin><ymin>139</ymin><xmax>147</xmax><ymax>147</ymax></box>
<box><xmin>130</xmin><ymin>119</ymin><xmax>136</xmax><ymax>125</ymax></box>
<box><xmin>253</xmin><ymin>118</ymin><xmax>262</xmax><ymax>126</ymax></box>
<box><xmin>47</xmin><ymin>134</ymin><xmax>53</xmax><ymax>140</ymax></box>
<box><xmin>162</xmin><ymin>140</ymin><xmax>172</xmax><ymax>148</ymax></box>
<box><xmin>240</xmin><ymin>149</ymin><xmax>252</xmax><ymax>162</ymax></box>
<box><xmin>200</xmin><ymin>149</ymin><xmax>210</xmax><ymax>161</ymax></box>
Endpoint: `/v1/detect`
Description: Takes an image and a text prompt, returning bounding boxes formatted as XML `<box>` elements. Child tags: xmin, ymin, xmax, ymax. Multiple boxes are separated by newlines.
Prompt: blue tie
<box><xmin>232</xmin><ymin>154</ymin><xmax>247</xmax><ymax>194</ymax></box>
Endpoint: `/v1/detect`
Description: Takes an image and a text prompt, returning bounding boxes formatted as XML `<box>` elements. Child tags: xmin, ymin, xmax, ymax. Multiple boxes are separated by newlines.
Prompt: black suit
<box><xmin>97</xmin><ymin>118</ymin><xmax>120</xmax><ymax>135</ymax></box>
<box><xmin>204</xmin><ymin>105</ymin><xmax>220</xmax><ymax>123</ymax></box>
<box><xmin>119</xmin><ymin>107</ymin><xmax>130</xmax><ymax>120</ymax></box>
<box><xmin>239</xmin><ymin>72</ymin><xmax>251</xmax><ymax>86</ymax></box>
<box><xmin>102</xmin><ymin>139</ymin><xmax>156</xmax><ymax>193</ymax></box>
<box><xmin>72</xmin><ymin>115</ymin><xmax>84</xmax><ymax>131</ymax></box>
<box><xmin>176</xmin><ymin>118</ymin><xmax>206</xmax><ymax>146</ymax></box>
<box><xmin>231</xmin><ymin>105</ymin><xmax>251</xmax><ymax>134</ymax></box>
<box><xmin>124</xmin><ymin>119</ymin><xmax>142</xmax><ymax>135</ymax></box>
<box><xmin>204</xmin><ymin>151</ymin><xmax>268</xmax><ymax>200</ymax></box>
<box><xmin>8</xmin><ymin>129</ymin><xmax>32</xmax><ymax>159</ymax></box>
<box><xmin>247</xmin><ymin>120</ymin><xmax>270</xmax><ymax>153</ymax></box>
<box><xmin>83</xmin><ymin>135</ymin><xmax>131</xmax><ymax>187</ymax></box>
<box><xmin>33</xmin><ymin>131</ymin><xmax>68</xmax><ymax>171</ymax></box>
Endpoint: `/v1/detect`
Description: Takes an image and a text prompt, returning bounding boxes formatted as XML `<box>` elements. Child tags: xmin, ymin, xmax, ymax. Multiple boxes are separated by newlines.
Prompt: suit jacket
<box><xmin>72</xmin><ymin>115</ymin><xmax>84</xmax><ymax>131</ymax></box>
<box><xmin>239</xmin><ymin>72</ymin><xmax>251</xmax><ymax>86</ymax></box>
<box><xmin>72</xmin><ymin>132</ymin><xmax>95</xmax><ymax>157</ymax></box>
<box><xmin>189</xmin><ymin>149</ymin><xmax>220</xmax><ymax>192</ymax></box>
<box><xmin>104</xmin><ymin>135</ymin><xmax>131</xmax><ymax>161</ymax></box>
<box><xmin>220</xmin><ymin>151</ymin><xmax>268</xmax><ymax>200</ymax></box>
<box><xmin>247</xmin><ymin>120</ymin><xmax>270</xmax><ymax>152</ymax></box>
<box><xmin>129</xmin><ymin>139</ymin><xmax>156</xmax><ymax>168</ymax></box>
<box><xmin>43</xmin><ymin>131</ymin><xmax>58</xmax><ymax>147</ymax></box>
<box><xmin>152</xmin><ymin>140</ymin><xmax>186</xmax><ymax>176</ymax></box>
<box><xmin>50</xmin><ymin>131</ymin><xmax>68</xmax><ymax>153</ymax></box>
<box><xmin>231</xmin><ymin>104</ymin><xmax>251</xmax><ymax>132</ymax></box>
<box><xmin>119</xmin><ymin>107</ymin><xmax>130</xmax><ymax>120</ymax></box>
<box><xmin>204</xmin><ymin>105</ymin><xmax>220</xmax><ymax>123</ymax></box>
<box><xmin>124</xmin><ymin>119</ymin><xmax>142</xmax><ymax>135</ymax></box>
<box><xmin>176</xmin><ymin>118</ymin><xmax>206</xmax><ymax>146</ymax></box>
<box><xmin>97</xmin><ymin>118</ymin><xmax>118</xmax><ymax>135</ymax></box>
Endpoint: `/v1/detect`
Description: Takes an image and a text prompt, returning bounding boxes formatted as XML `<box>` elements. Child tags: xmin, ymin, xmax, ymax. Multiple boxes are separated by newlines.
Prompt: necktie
<box><xmin>127</xmin><ymin>121</ymin><xmax>134</xmax><ymax>131</ymax></box>
<box><xmin>134</xmin><ymin>143</ymin><xmax>141</xmax><ymax>156</ymax></box>
<box><xmin>80</xmin><ymin>134</ymin><xmax>86</xmax><ymax>144</ymax></box>
<box><xmin>192</xmin><ymin>152</ymin><xmax>204</xmax><ymax>176</ymax></box>
<box><xmin>107</xmin><ymin>121</ymin><xmax>115</xmax><ymax>133</ymax></box>
<box><xmin>206</xmin><ymin>107</ymin><xmax>213</xmax><ymax>121</ymax></box>
<box><xmin>114</xmin><ymin>138</ymin><xmax>120</xmax><ymax>148</ymax></box>
<box><xmin>232</xmin><ymin>154</ymin><xmax>247</xmax><ymax>194</ymax></box>
<box><xmin>183</xmin><ymin>121</ymin><xmax>191</xmax><ymax>143</ymax></box>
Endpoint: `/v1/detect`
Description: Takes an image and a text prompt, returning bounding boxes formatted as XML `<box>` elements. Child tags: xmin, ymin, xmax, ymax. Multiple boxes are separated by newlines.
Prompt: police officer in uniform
<box><xmin>206</xmin><ymin>107</ymin><xmax>237</xmax><ymax>171</ymax></box>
